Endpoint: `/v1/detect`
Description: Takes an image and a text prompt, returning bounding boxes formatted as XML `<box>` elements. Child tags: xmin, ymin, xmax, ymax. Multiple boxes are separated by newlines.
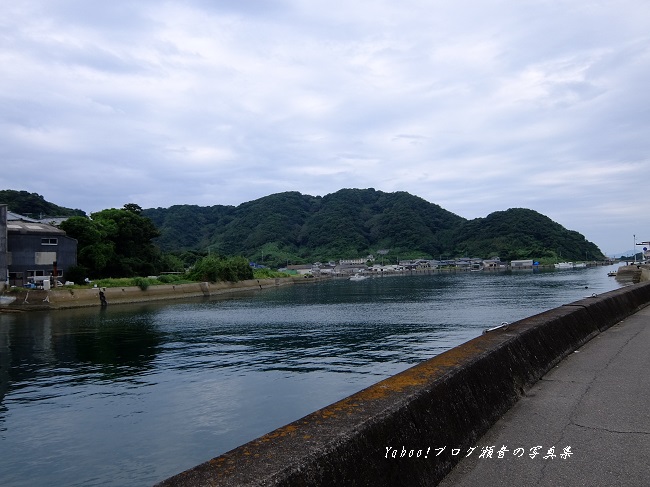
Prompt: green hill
<box><xmin>0</xmin><ymin>190</ymin><xmax>86</xmax><ymax>218</ymax></box>
<box><xmin>142</xmin><ymin>189</ymin><xmax>605</xmax><ymax>266</ymax></box>
<box><xmin>2</xmin><ymin>188</ymin><xmax>606</xmax><ymax>267</ymax></box>
<box><xmin>451</xmin><ymin>208</ymin><xmax>604</xmax><ymax>262</ymax></box>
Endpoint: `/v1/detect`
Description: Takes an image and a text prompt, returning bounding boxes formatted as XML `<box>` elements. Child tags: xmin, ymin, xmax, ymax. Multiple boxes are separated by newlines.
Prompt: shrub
<box><xmin>133</xmin><ymin>276</ymin><xmax>150</xmax><ymax>291</ymax></box>
<box><xmin>253</xmin><ymin>268</ymin><xmax>292</xmax><ymax>279</ymax></box>
<box><xmin>187</xmin><ymin>255</ymin><xmax>253</xmax><ymax>283</ymax></box>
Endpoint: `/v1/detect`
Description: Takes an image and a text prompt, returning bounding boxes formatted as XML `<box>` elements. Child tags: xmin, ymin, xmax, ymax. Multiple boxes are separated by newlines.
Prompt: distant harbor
<box><xmin>283</xmin><ymin>257</ymin><xmax>617</xmax><ymax>279</ymax></box>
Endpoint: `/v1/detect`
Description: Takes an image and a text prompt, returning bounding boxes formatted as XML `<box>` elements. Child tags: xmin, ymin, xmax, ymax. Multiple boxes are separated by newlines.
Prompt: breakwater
<box><xmin>156</xmin><ymin>280</ymin><xmax>650</xmax><ymax>487</ymax></box>
<box><xmin>615</xmin><ymin>263</ymin><xmax>650</xmax><ymax>284</ymax></box>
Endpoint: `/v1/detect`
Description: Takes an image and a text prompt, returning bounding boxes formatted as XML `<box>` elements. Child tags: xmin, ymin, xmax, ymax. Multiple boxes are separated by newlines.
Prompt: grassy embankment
<box><xmin>59</xmin><ymin>268</ymin><xmax>292</xmax><ymax>291</ymax></box>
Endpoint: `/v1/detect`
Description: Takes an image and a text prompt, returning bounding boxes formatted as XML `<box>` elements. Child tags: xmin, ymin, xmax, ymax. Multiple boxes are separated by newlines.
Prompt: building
<box><xmin>510</xmin><ymin>259</ymin><xmax>535</xmax><ymax>269</ymax></box>
<box><xmin>483</xmin><ymin>257</ymin><xmax>505</xmax><ymax>270</ymax></box>
<box><xmin>283</xmin><ymin>264</ymin><xmax>314</xmax><ymax>275</ymax></box>
<box><xmin>5</xmin><ymin>211</ymin><xmax>77</xmax><ymax>287</ymax></box>
<box><xmin>339</xmin><ymin>258</ymin><xmax>366</xmax><ymax>265</ymax></box>
<box><xmin>0</xmin><ymin>205</ymin><xmax>7</xmax><ymax>292</ymax></box>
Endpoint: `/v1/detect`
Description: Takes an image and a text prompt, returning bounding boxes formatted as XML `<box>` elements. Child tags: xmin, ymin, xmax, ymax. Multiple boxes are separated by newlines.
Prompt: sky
<box><xmin>1</xmin><ymin>1</ymin><xmax>649</xmax><ymax>255</ymax></box>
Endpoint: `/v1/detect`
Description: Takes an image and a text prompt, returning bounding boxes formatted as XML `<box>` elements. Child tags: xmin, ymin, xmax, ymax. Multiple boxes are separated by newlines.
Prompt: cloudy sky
<box><xmin>2</xmin><ymin>1</ymin><xmax>649</xmax><ymax>255</ymax></box>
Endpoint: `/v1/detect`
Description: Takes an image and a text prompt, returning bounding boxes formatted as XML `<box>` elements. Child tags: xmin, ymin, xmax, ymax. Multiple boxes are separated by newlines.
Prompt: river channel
<box><xmin>0</xmin><ymin>266</ymin><xmax>623</xmax><ymax>486</ymax></box>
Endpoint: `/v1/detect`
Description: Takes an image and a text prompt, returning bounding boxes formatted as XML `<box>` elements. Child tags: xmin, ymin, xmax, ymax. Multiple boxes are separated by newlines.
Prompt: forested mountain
<box><xmin>142</xmin><ymin>188</ymin><xmax>605</xmax><ymax>266</ymax></box>
<box><xmin>143</xmin><ymin>189</ymin><xmax>464</xmax><ymax>265</ymax></box>
<box><xmin>449</xmin><ymin>208</ymin><xmax>604</xmax><ymax>262</ymax></box>
<box><xmin>0</xmin><ymin>190</ymin><xmax>86</xmax><ymax>218</ymax></box>
<box><xmin>3</xmin><ymin>188</ymin><xmax>605</xmax><ymax>267</ymax></box>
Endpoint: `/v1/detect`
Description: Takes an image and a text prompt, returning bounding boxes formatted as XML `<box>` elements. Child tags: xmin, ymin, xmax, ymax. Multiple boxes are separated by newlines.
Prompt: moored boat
<box><xmin>349</xmin><ymin>273</ymin><xmax>369</xmax><ymax>281</ymax></box>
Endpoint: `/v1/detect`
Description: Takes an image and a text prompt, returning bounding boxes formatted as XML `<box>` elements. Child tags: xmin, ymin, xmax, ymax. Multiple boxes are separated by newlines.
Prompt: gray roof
<box><xmin>6</xmin><ymin>219</ymin><xmax>66</xmax><ymax>235</ymax></box>
<box><xmin>7</xmin><ymin>211</ymin><xmax>40</xmax><ymax>222</ymax></box>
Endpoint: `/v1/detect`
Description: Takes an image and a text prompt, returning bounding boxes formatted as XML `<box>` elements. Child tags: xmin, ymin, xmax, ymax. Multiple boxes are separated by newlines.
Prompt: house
<box><xmin>339</xmin><ymin>258</ymin><xmax>366</xmax><ymax>265</ymax></box>
<box><xmin>510</xmin><ymin>259</ymin><xmax>534</xmax><ymax>269</ymax></box>
<box><xmin>483</xmin><ymin>257</ymin><xmax>505</xmax><ymax>270</ymax></box>
<box><xmin>283</xmin><ymin>264</ymin><xmax>314</xmax><ymax>276</ymax></box>
<box><xmin>398</xmin><ymin>259</ymin><xmax>431</xmax><ymax>270</ymax></box>
<box><xmin>4</xmin><ymin>210</ymin><xmax>78</xmax><ymax>287</ymax></box>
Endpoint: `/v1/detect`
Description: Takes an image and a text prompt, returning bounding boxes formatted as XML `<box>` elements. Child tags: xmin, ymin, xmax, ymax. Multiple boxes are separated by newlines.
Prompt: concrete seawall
<box><xmin>615</xmin><ymin>263</ymin><xmax>650</xmax><ymax>284</ymax></box>
<box><xmin>0</xmin><ymin>278</ymin><xmax>296</xmax><ymax>310</ymax></box>
<box><xmin>156</xmin><ymin>281</ymin><xmax>650</xmax><ymax>487</ymax></box>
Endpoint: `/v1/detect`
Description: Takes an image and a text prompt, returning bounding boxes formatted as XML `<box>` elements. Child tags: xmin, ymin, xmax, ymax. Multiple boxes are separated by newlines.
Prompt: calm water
<box><xmin>0</xmin><ymin>266</ymin><xmax>624</xmax><ymax>486</ymax></box>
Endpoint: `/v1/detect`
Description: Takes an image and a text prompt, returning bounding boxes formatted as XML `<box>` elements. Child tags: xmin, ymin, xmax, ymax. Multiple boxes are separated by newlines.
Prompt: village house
<box><xmin>510</xmin><ymin>259</ymin><xmax>535</xmax><ymax>269</ymax></box>
<box><xmin>3</xmin><ymin>209</ymin><xmax>77</xmax><ymax>287</ymax></box>
<box><xmin>283</xmin><ymin>264</ymin><xmax>315</xmax><ymax>275</ymax></box>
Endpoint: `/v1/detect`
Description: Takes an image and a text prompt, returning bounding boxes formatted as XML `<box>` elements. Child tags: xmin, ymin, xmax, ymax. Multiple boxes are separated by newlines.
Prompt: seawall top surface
<box><xmin>438</xmin><ymin>302</ymin><xmax>650</xmax><ymax>486</ymax></box>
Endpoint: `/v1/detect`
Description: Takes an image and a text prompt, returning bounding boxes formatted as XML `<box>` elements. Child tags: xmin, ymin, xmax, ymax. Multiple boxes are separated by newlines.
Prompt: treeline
<box><xmin>59</xmin><ymin>204</ymin><xmax>252</xmax><ymax>284</ymax></box>
<box><xmin>0</xmin><ymin>189</ymin><xmax>86</xmax><ymax>218</ymax></box>
<box><xmin>143</xmin><ymin>189</ymin><xmax>606</xmax><ymax>266</ymax></box>
<box><xmin>448</xmin><ymin>208</ymin><xmax>603</xmax><ymax>262</ymax></box>
<box><xmin>3</xmin><ymin>188</ymin><xmax>607</xmax><ymax>277</ymax></box>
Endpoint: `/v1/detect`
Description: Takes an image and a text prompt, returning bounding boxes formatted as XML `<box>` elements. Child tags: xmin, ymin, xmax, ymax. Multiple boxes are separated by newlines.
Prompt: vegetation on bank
<box><xmin>38</xmin><ymin>203</ymin><xmax>277</xmax><ymax>285</ymax></box>
<box><xmin>61</xmin><ymin>258</ymin><xmax>290</xmax><ymax>289</ymax></box>
<box><xmin>60</xmin><ymin>204</ymin><xmax>172</xmax><ymax>279</ymax></box>
<box><xmin>3</xmin><ymin>189</ymin><xmax>608</xmax><ymax>285</ymax></box>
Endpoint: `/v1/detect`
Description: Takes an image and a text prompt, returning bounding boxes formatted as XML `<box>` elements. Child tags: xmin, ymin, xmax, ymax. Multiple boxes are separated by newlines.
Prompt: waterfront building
<box><xmin>511</xmin><ymin>259</ymin><xmax>535</xmax><ymax>269</ymax></box>
<box><xmin>5</xmin><ymin>211</ymin><xmax>77</xmax><ymax>287</ymax></box>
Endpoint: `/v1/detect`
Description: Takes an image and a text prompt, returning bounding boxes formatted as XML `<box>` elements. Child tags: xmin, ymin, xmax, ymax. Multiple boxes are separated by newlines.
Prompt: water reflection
<box><xmin>0</xmin><ymin>266</ymin><xmax>624</xmax><ymax>486</ymax></box>
<box><xmin>2</xmin><ymin>308</ymin><xmax>161</xmax><ymax>384</ymax></box>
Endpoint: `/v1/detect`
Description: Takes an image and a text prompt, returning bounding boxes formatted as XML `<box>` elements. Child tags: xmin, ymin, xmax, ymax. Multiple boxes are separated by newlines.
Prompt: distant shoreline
<box><xmin>1</xmin><ymin>261</ymin><xmax>631</xmax><ymax>313</ymax></box>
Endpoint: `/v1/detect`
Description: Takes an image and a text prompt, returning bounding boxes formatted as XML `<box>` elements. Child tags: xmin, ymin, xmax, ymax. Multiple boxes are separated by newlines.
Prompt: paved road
<box><xmin>438</xmin><ymin>305</ymin><xmax>650</xmax><ymax>487</ymax></box>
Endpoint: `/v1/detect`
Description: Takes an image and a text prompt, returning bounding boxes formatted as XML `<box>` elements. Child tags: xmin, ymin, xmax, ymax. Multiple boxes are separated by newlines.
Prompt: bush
<box><xmin>133</xmin><ymin>276</ymin><xmax>150</xmax><ymax>290</ymax></box>
<box><xmin>187</xmin><ymin>256</ymin><xmax>253</xmax><ymax>283</ymax></box>
<box><xmin>253</xmin><ymin>268</ymin><xmax>291</xmax><ymax>279</ymax></box>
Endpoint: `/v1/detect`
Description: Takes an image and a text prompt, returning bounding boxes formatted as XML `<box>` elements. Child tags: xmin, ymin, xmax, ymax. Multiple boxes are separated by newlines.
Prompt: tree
<box><xmin>123</xmin><ymin>203</ymin><xmax>143</xmax><ymax>214</ymax></box>
<box><xmin>61</xmin><ymin>206</ymin><xmax>163</xmax><ymax>278</ymax></box>
<box><xmin>91</xmin><ymin>207</ymin><xmax>162</xmax><ymax>276</ymax></box>
<box><xmin>60</xmin><ymin>216</ymin><xmax>113</xmax><ymax>277</ymax></box>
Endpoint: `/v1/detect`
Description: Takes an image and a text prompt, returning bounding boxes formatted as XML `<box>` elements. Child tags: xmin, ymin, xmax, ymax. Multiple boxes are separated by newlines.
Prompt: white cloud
<box><xmin>1</xmin><ymin>0</ymin><xmax>649</xmax><ymax>254</ymax></box>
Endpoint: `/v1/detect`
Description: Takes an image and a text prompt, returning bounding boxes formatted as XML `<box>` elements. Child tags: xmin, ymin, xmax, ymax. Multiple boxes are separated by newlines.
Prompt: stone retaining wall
<box><xmin>0</xmin><ymin>278</ymin><xmax>296</xmax><ymax>310</ymax></box>
<box><xmin>156</xmin><ymin>281</ymin><xmax>650</xmax><ymax>487</ymax></box>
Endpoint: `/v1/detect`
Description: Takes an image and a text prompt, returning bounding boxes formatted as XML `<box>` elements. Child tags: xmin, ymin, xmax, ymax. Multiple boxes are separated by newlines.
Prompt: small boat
<box><xmin>607</xmin><ymin>271</ymin><xmax>617</xmax><ymax>277</ymax></box>
<box><xmin>554</xmin><ymin>262</ymin><xmax>574</xmax><ymax>269</ymax></box>
<box><xmin>349</xmin><ymin>273</ymin><xmax>368</xmax><ymax>281</ymax></box>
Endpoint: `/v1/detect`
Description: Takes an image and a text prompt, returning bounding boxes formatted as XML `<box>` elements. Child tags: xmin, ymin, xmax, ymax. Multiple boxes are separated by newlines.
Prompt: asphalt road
<box><xmin>437</xmin><ymin>304</ymin><xmax>650</xmax><ymax>487</ymax></box>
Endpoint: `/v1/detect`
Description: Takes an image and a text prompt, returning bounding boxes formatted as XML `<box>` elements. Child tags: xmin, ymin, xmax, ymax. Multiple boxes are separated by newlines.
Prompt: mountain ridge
<box><xmin>1</xmin><ymin>187</ymin><xmax>606</xmax><ymax>266</ymax></box>
<box><xmin>140</xmin><ymin>188</ymin><xmax>605</xmax><ymax>266</ymax></box>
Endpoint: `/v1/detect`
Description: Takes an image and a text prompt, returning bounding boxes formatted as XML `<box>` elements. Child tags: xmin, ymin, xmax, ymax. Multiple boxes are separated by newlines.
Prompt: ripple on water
<box><xmin>0</xmin><ymin>267</ymin><xmax>624</xmax><ymax>486</ymax></box>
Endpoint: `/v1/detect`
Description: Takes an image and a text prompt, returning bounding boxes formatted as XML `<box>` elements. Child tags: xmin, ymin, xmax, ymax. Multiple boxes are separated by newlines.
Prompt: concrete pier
<box><xmin>155</xmin><ymin>281</ymin><xmax>650</xmax><ymax>486</ymax></box>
